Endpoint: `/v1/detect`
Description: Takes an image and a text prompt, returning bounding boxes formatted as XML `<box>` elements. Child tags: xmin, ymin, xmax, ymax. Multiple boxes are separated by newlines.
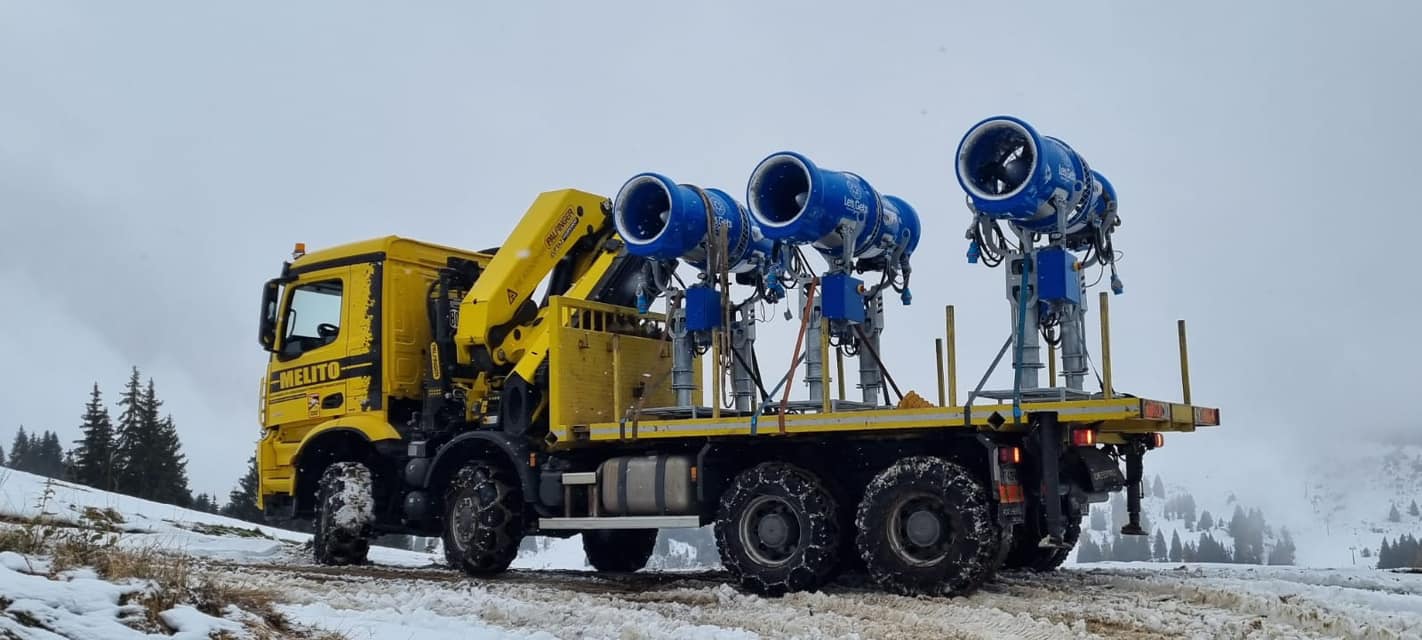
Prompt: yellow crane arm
<box><xmin>454</xmin><ymin>189</ymin><xmax>610</xmax><ymax>362</ymax></box>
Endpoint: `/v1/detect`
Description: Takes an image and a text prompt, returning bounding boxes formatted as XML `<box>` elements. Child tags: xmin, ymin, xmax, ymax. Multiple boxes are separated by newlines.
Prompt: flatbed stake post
<box><xmin>935</xmin><ymin>338</ymin><xmax>946</xmax><ymax>406</ymax></box>
<box><xmin>1099</xmin><ymin>292</ymin><xmax>1113</xmax><ymax>400</ymax></box>
<box><xmin>946</xmin><ymin>305</ymin><xmax>958</xmax><ymax>407</ymax></box>
<box><xmin>1178</xmin><ymin>319</ymin><xmax>1191</xmax><ymax>405</ymax></box>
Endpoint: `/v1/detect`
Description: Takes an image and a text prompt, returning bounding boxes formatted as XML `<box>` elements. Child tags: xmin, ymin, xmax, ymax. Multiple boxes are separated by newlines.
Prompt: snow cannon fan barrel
<box><xmin>955</xmin><ymin>116</ymin><xmax>1109</xmax><ymax>234</ymax></box>
<box><xmin>746</xmin><ymin>151</ymin><xmax>920</xmax><ymax>262</ymax></box>
<box><xmin>613</xmin><ymin>172</ymin><xmax>773</xmax><ymax>274</ymax></box>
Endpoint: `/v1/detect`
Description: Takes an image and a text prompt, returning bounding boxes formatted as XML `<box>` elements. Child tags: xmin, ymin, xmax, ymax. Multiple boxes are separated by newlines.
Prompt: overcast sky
<box><xmin>2</xmin><ymin>1</ymin><xmax>1419</xmax><ymax>501</ymax></box>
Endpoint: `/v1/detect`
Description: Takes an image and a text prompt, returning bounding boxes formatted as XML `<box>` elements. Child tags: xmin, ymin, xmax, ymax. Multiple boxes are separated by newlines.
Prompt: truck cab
<box><xmin>256</xmin><ymin>236</ymin><xmax>489</xmax><ymax>524</ymax></box>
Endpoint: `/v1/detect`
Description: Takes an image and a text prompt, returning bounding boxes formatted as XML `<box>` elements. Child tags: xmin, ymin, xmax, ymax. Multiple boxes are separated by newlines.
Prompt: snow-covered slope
<box><xmin>5</xmin><ymin>465</ymin><xmax>1422</xmax><ymax>638</ymax></box>
<box><xmin>1297</xmin><ymin>441</ymin><xmax>1422</xmax><ymax>567</ymax></box>
<box><xmin>0</xmin><ymin>466</ymin><xmax>436</xmax><ymax>566</ymax></box>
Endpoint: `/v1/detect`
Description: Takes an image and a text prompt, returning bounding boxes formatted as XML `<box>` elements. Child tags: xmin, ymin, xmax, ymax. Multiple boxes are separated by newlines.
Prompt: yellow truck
<box><xmin>256</xmin><ymin>132</ymin><xmax>1218</xmax><ymax>597</ymax></box>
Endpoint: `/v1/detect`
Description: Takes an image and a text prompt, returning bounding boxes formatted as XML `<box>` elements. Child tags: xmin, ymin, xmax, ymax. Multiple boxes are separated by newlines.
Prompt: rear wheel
<box><xmin>443</xmin><ymin>460</ymin><xmax>523</xmax><ymax>575</ymax></box>
<box><xmin>313</xmin><ymin>462</ymin><xmax>374</xmax><ymax>566</ymax></box>
<box><xmin>582</xmin><ymin>529</ymin><xmax>657</xmax><ymax>572</ymax></box>
<box><xmin>715</xmin><ymin>463</ymin><xmax>840</xmax><ymax>597</ymax></box>
<box><xmin>855</xmin><ymin>457</ymin><xmax>1001</xmax><ymax>596</ymax></box>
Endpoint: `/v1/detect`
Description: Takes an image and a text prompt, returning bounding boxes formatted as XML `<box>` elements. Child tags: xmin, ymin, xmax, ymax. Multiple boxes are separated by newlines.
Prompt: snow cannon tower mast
<box><xmin>745</xmin><ymin>152</ymin><xmax>920</xmax><ymax>407</ymax></box>
<box><xmin>954</xmin><ymin>116</ymin><xmax>1141</xmax><ymax>541</ymax></box>
<box><xmin>612</xmin><ymin>173</ymin><xmax>783</xmax><ymax>414</ymax></box>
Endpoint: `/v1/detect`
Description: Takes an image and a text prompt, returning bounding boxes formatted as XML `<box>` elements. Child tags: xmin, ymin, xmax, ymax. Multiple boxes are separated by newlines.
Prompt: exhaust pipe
<box><xmin>746</xmin><ymin>151</ymin><xmax>919</xmax><ymax>261</ymax></box>
<box><xmin>613</xmin><ymin>172</ymin><xmax>773</xmax><ymax>273</ymax></box>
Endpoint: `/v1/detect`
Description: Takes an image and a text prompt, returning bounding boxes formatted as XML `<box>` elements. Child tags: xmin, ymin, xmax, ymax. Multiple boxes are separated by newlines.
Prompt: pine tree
<box><xmin>1090</xmin><ymin>506</ymin><xmax>1107</xmax><ymax>531</ymax></box>
<box><xmin>1229</xmin><ymin>506</ymin><xmax>1264</xmax><ymax>564</ymax></box>
<box><xmin>1380</xmin><ymin>538</ymin><xmax>1394</xmax><ymax>569</ymax></box>
<box><xmin>113</xmin><ymin>368</ymin><xmax>148</xmax><ymax>497</ymax></box>
<box><xmin>1410</xmin><ymin>500</ymin><xmax>1420</xmax><ymax>518</ymax></box>
<box><xmin>73</xmin><ymin>383</ymin><xmax>117</xmax><ymax>490</ymax></box>
<box><xmin>1110</xmin><ymin>493</ymin><xmax>1127</xmax><ymax>531</ymax></box>
<box><xmin>1169</xmin><ymin>530</ymin><xmax>1183</xmax><ymax>562</ymax></box>
<box><xmin>1183</xmin><ymin>541</ymin><xmax>1197</xmax><ymax>562</ymax></box>
<box><xmin>222</xmin><ymin>455</ymin><xmax>263</xmax><ymax>523</ymax></box>
<box><xmin>62</xmin><ymin>449</ymin><xmax>77</xmax><ymax>481</ymax></box>
<box><xmin>1135</xmin><ymin>535</ymin><xmax>1154</xmax><ymax>561</ymax></box>
<box><xmin>191</xmin><ymin>493</ymin><xmax>220</xmax><ymax>514</ymax></box>
<box><xmin>1388</xmin><ymin>503</ymin><xmax>1402</xmax><ymax>523</ymax></box>
<box><xmin>1196</xmin><ymin>533</ymin><xmax>1226</xmax><ymax>562</ymax></box>
<box><xmin>151</xmin><ymin>415</ymin><xmax>192</xmax><ymax>507</ymax></box>
<box><xmin>8</xmin><ymin>426</ymin><xmax>30</xmax><ymax>469</ymax></box>
<box><xmin>36</xmin><ymin>431</ymin><xmax>66</xmax><ymax>479</ymax></box>
<box><xmin>1153</xmin><ymin>529</ymin><xmax>1168</xmax><ymax>561</ymax></box>
<box><xmin>1198</xmin><ymin>510</ymin><xmax>1214</xmax><ymax>531</ymax></box>
<box><xmin>1078</xmin><ymin>536</ymin><xmax>1101</xmax><ymax>562</ymax></box>
<box><xmin>1152</xmin><ymin>475</ymin><xmax>1166</xmax><ymax>499</ymax></box>
<box><xmin>1268</xmin><ymin>528</ymin><xmax>1296</xmax><ymax>565</ymax></box>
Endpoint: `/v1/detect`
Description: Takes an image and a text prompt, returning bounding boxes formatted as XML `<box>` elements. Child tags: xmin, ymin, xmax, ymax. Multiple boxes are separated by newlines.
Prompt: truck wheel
<box><xmin>443</xmin><ymin>461</ymin><xmax>523</xmax><ymax>575</ymax></box>
<box><xmin>714</xmin><ymin>463</ymin><xmax>840</xmax><ymax>597</ymax></box>
<box><xmin>1003</xmin><ymin>506</ymin><xmax>1081</xmax><ymax>571</ymax></box>
<box><xmin>855</xmin><ymin>456</ymin><xmax>1000</xmax><ymax>597</ymax></box>
<box><xmin>313</xmin><ymin>462</ymin><xmax>374</xmax><ymax>566</ymax></box>
<box><xmin>582</xmin><ymin>529</ymin><xmax>657</xmax><ymax>572</ymax></box>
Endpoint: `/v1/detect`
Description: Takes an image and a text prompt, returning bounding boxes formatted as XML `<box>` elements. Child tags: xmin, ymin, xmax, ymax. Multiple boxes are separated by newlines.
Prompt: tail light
<box><xmin>998</xmin><ymin>446</ymin><xmax>1022</xmax><ymax>465</ymax></box>
<box><xmin>1071</xmin><ymin>428</ymin><xmax>1097</xmax><ymax>447</ymax></box>
<box><xmin>1194</xmin><ymin>407</ymin><xmax>1220</xmax><ymax>426</ymax></box>
<box><xmin>1142</xmin><ymin>400</ymin><xmax>1169</xmax><ymax>420</ymax></box>
<box><xmin>1150</xmin><ymin>433</ymin><xmax>1165</xmax><ymax>449</ymax></box>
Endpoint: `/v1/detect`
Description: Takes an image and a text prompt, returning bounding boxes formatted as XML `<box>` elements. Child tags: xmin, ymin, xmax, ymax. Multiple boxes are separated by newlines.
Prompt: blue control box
<box><xmin>1036</xmin><ymin>247</ymin><xmax>1081</xmax><ymax>305</ymax></box>
<box><xmin>685</xmin><ymin>285</ymin><xmax>722</xmax><ymax>332</ymax></box>
<box><xmin>821</xmin><ymin>273</ymin><xmax>865</xmax><ymax>323</ymax></box>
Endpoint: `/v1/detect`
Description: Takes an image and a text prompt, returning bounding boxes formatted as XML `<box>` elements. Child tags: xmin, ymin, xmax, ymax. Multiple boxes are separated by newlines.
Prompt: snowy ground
<box><xmin>4</xmin><ymin>468</ymin><xmax>1421</xmax><ymax>639</ymax></box>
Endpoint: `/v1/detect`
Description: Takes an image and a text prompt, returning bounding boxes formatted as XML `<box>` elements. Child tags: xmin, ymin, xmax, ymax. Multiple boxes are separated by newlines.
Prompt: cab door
<box><xmin>264</xmin><ymin>265</ymin><xmax>374</xmax><ymax>431</ymax></box>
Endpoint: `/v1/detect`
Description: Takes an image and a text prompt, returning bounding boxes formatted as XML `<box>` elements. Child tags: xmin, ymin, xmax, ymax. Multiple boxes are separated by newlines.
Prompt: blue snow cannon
<box><xmin>955</xmin><ymin>116</ymin><xmax>1109</xmax><ymax>234</ymax></box>
<box><xmin>613</xmin><ymin>172</ymin><xmax>774</xmax><ymax>274</ymax></box>
<box><xmin>881</xmin><ymin>194</ymin><xmax>921</xmax><ymax>260</ymax></box>
<box><xmin>746</xmin><ymin>151</ymin><xmax>919</xmax><ymax>260</ymax></box>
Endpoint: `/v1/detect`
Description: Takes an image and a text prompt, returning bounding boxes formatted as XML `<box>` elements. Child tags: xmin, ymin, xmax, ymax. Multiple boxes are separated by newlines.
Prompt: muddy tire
<box><xmin>1002</xmin><ymin>501</ymin><xmax>1081</xmax><ymax>572</ymax></box>
<box><xmin>855</xmin><ymin>456</ymin><xmax>1001</xmax><ymax>597</ymax></box>
<box><xmin>714</xmin><ymin>463</ymin><xmax>840</xmax><ymax>597</ymax></box>
<box><xmin>313</xmin><ymin>462</ymin><xmax>374</xmax><ymax>566</ymax></box>
<box><xmin>582</xmin><ymin>529</ymin><xmax>657</xmax><ymax>572</ymax></box>
<box><xmin>443</xmin><ymin>460</ymin><xmax>523</xmax><ymax>576</ymax></box>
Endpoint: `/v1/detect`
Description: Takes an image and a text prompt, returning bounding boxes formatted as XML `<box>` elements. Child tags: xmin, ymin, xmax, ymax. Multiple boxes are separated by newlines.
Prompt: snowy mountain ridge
<box><xmin>1077</xmin><ymin>441</ymin><xmax>1422</xmax><ymax>569</ymax></box>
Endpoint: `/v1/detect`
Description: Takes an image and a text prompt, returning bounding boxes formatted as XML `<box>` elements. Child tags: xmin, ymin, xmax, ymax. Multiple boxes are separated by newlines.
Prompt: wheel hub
<box><xmin>889</xmin><ymin>493</ymin><xmax>954</xmax><ymax>566</ymax></box>
<box><xmin>758</xmin><ymin>513</ymin><xmax>790</xmax><ymax>547</ymax></box>
<box><xmin>905</xmin><ymin>509</ymin><xmax>942</xmax><ymax>547</ymax></box>
<box><xmin>450</xmin><ymin>495</ymin><xmax>476</xmax><ymax>552</ymax></box>
<box><xmin>740</xmin><ymin>495</ymin><xmax>802</xmax><ymax>567</ymax></box>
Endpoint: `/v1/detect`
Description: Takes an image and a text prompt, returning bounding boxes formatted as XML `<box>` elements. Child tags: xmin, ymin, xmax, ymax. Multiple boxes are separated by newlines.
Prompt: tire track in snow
<box><xmin>206</xmin><ymin>560</ymin><xmax>1422</xmax><ymax>639</ymax></box>
<box><xmin>990</xmin><ymin>568</ymin><xmax>1422</xmax><ymax>640</ymax></box>
<box><xmin>218</xmin><ymin>563</ymin><xmax>1077</xmax><ymax>638</ymax></box>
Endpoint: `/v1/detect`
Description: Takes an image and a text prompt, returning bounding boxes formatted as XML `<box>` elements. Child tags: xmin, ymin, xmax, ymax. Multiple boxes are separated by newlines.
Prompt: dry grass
<box><xmin>0</xmin><ymin>477</ymin><xmax>347</xmax><ymax>638</ymax></box>
<box><xmin>44</xmin><ymin>538</ymin><xmax>347</xmax><ymax>638</ymax></box>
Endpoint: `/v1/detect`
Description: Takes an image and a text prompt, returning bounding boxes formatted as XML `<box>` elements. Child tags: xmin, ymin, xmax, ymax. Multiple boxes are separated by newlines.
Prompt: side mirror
<box><xmin>259</xmin><ymin>279</ymin><xmax>281</xmax><ymax>352</ymax></box>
